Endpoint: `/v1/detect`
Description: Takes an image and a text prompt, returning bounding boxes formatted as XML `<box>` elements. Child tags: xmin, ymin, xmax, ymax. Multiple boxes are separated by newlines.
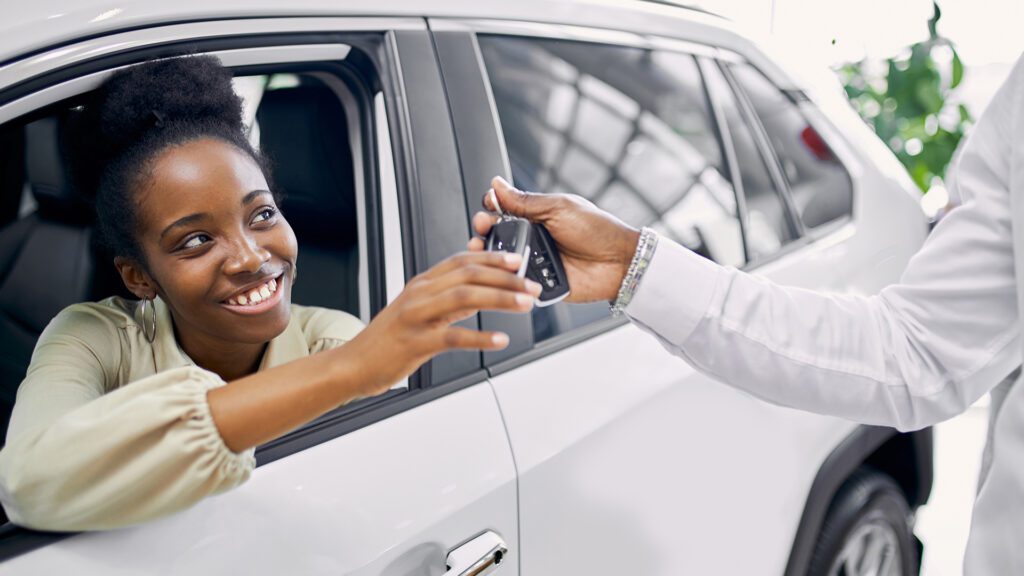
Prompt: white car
<box><xmin>0</xmin><ymin>2</ymin><xmax>930</xmax><ymax>575</ymax></box>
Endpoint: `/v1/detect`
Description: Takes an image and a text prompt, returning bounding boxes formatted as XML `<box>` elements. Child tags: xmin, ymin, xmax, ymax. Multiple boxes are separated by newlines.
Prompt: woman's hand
<box><xmin>346</xmin><ymin>250</ymin><xmax>541</xmax><ymax>395</ymax></box>
<box><xmin>468</xmin><ymin>177</ymin><xmax>641</xmax><ymax>304</ymax></box>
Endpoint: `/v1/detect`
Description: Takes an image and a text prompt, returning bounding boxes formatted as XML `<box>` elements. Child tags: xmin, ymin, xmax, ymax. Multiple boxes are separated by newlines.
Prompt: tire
<box><xmin>807</xmin><ymin>467</ymin><xmax>919</xmax><ymax>576</ymax></box>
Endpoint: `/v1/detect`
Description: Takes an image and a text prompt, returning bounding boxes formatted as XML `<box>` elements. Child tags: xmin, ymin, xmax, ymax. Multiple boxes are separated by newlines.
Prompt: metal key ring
<box><xmin>488</xmin><ymin>188</ymin><xmax>505</xmax><ymax>218</ymax></box>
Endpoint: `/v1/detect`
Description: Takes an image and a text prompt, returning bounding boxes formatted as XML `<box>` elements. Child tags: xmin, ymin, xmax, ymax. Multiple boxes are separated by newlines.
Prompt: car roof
<box><xmin>1</xmin><ymin>0</ymin><xmax>815</xmax><ymax>93</ymax></box>
<box><xmin>3</xmin><ymin>0</ymin><xmax>730</xmax><ymax>60</ymax></box>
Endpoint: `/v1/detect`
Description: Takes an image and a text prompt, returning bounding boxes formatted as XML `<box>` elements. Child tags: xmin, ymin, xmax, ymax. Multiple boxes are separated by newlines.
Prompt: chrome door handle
<box><xmin>444</xmin><ymin>531</ymin><xmax>508</xmax><ymax>576</ymax></box>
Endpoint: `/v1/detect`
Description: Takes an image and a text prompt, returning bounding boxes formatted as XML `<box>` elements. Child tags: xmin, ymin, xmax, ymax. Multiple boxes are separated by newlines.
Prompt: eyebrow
<box><xmin>242</xmin><ymin>189</ymin><xmax>272</xmax><ymax>206</ymax></box>
<box><xmin>159</xmin><ymin>189</ymin><xmax>273</xmax><ymax>240</ymax></box>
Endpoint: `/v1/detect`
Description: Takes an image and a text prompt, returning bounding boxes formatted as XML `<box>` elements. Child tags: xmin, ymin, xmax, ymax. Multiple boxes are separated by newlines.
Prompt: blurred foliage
<box><xmin>834</xmin><ymin>2</ymin><xmax>972</xmax><ymax>193</ymax></box>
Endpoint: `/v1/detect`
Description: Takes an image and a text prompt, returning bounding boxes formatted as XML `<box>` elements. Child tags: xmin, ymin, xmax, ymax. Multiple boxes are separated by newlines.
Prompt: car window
<box><xmin>239</xmin><ymin>72</ymin><xmax>365</xmax><ymax>318</ymax></box>
<box><xmin>702</xmin><ymin>61</ymin><xmax>797</xmax><ymax>261</ymax></box>
<box><xmin>727</xmin><ymin>62</ymin><xmax>853</xmax><ymax>230</ymax></box>
<box><xmin>0</xmin><ymin>64</ymin><xmax>388</xmax><ymax>488</ymax></box>
<box><xmin>478</xmin><ymin>36</ymin><xmax>745</xmax><ymax>343</ymax></box>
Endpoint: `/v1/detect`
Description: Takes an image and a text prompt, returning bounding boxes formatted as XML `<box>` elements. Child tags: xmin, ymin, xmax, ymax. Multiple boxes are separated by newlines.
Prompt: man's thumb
<box><xmin>488</xmin><ymin>176</ymin><xmax>551</xmax><ymax>220</ymax></box>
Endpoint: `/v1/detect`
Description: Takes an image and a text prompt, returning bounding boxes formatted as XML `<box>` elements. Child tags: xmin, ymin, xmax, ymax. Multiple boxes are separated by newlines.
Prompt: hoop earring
<box><xmin>137</xmin><ymin>297</ymin><xmax>157</xmax><ymax>343</ymax></box>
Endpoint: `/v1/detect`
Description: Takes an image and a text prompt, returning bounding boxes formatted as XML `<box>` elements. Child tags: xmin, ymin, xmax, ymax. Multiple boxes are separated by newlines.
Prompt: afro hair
<box><xmin>69</xmin><ymin>54</ymin><xmax>272</xmax><ymax>265</ymax></box>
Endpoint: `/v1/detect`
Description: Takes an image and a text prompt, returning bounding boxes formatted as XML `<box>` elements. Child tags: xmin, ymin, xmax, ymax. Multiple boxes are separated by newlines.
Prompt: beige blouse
<box><xmin>0</xmin><ymin>296</ymin><xmax>363</xmax><ymax>531</ymax></box>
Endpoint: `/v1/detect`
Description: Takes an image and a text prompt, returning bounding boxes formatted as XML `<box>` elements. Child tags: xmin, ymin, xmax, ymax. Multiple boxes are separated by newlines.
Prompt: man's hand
<box><xmin>468</xmin><ymin>176</ymin><xmax>641</xmax><ymax>303</ymax></box>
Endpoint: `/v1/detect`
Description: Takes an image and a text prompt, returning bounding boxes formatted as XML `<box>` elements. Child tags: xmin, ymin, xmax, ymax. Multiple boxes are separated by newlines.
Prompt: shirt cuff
<box><xmin>624</xmin><ymin>237</ymin><xmax>725</xmax><ymax>346</ymax></box>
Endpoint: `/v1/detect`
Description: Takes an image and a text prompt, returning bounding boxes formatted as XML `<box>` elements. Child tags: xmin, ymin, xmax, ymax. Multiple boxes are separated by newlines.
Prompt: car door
<box><xmin>0</xmin><ymin>17</ymin><xmax>517</xmax><ymax>575</ymax></box>
<box><xmin>433</xmin><ymin>19</ymin><xmax>897</xmax><ymax>575</ymax></box>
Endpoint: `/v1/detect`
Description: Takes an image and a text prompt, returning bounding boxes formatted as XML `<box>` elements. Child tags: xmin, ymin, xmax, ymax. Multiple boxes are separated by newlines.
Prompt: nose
<box><xmin>223</xmin><ymin>234</ymin><xmax>271</xmax><ymax>275</ymax></box>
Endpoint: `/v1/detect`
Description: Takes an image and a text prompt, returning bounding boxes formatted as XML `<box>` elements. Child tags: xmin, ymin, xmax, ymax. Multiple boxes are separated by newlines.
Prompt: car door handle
<box><xmin>444</xmin><ymin>531</ymin><xmax>508</xmax><ymax>576</ymax></box>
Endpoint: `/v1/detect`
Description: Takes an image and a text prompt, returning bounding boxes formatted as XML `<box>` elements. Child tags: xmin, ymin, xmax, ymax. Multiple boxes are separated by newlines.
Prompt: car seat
<box><xmin>0</xmin><ymin>116</ymin><xmax>99</xmax><ymax>447</ymax></box>
<box><xmin>255</xmin><ymin>80</ymin><xmax>360</xmax><ymax>316</ymax></box>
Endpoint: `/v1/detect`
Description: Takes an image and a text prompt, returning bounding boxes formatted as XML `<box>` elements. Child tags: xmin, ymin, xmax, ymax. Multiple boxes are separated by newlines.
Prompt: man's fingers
<box><xmin>441</xmin><ymin>327</ymin><xmax>510</xmax><ymax>351</ymax></box>
<box><xmin>487</xmin><ymin>176</ymin><xmax>556</xmax><ymax>220</ymax></box>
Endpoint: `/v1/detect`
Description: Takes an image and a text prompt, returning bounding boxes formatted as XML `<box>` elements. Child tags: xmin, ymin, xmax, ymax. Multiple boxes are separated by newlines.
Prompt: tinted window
<box><xmin>728</xmin><ymin>62</ymin><xmax>853</xmax><ymax>230</ymax></box>
<box><xmin>480</xmin><ymin>37</ymin><xmax>744</xmax><ymax>342</ymax></box>
<box><xmin>702</xmin><ymin>61</ymin><xmax>796</xmax><ymax>261</ymax></box>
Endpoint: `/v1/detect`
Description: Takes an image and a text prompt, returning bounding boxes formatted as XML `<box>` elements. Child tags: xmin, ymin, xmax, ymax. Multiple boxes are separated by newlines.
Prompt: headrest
<box><xmin>24</xmin><ymin>116</ymin><xmax>92</xmax><ymax>225</ymax></box>
<box><xmin>256</xmin><ymin>82</ymin><xmax>356</xmax><ymax>247</ymax></box>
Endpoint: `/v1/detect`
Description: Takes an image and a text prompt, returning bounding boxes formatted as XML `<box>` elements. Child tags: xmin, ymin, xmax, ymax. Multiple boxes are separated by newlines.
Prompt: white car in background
<box><xmin>0</xmin><ymin>1</ymin><xmax>929</xmax><ymax>574</ymax></box>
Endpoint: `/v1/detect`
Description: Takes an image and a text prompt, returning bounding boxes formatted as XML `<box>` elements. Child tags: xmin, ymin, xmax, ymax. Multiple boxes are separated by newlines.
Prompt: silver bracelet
<box><xmin>611</xmin><ymin>227</ymin><xmax>659</xmax><ymax>317</ymax></box>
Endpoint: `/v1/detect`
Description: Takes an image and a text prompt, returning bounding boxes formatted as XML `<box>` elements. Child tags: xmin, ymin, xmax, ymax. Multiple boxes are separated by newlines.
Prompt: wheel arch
<box><xmin>784</xmin><ymin>425</ymin><xmax>934</xmax><ymax>576</ymax></box>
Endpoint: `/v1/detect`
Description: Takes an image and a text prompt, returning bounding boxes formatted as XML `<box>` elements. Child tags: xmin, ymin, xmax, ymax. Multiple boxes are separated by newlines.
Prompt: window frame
<box><xmin>0</xmin><ymin>17</ymin><xmax>491</xmax><ymax>560</ymax></box>
<box><xmin>443</xmin><ymin>20</ymin><xmax>862</xmax><ymax>375</ymax></box>
<box><xmin>722</xmin><ymin>60</ymin><xmax>856</xmax><ymax>239</ymax></box>
<box><xmin>447</xmin><ymin>22</ymin><xmax>753</xmax><ymax>375</ymax></box>
<box><xmin>699</xmin><ymin>56</ymin><xmax>805</xmax><ymax>265</ymax></box>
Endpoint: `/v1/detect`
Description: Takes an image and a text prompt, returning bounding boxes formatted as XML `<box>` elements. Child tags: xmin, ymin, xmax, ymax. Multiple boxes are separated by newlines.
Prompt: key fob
<box><xmin>486</xmin><ymin>218</ymin><xmax>532</xmax><ymax>278</ymax></box>
<box><xmin>525</xmin><ymin>223</ymin><xmax>570</xmax><ymax>306</ymax></box>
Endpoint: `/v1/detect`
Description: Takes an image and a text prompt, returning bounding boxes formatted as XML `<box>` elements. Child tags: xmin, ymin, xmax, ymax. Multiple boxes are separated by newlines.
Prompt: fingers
<box><xmin>472</xmin><ymin>211</ymin><xmax>499</xmax><ymax>238</ymax></box>
<box><xmin>428</xmin><ymin>262</ymin><xmax>542</xmax><ymax>296</ymax></box>
<box><xmin>441</xmin><ymin>327</ymin><xmax>511</xmax><ymax>350</ymax></box>
<box><xmin>486</xmin><ymin>176</ymin><xmax>557</xmax><ymax>220</ymax></box>
<box><xmin>418</xmin><ymin>250</ymin><xmax>524</xmax><ymax>282</ymax></box>
<box><xmin>414</xmin><ymin>285</ymin><xmax>535</xmax><ymax>322</ymax></box>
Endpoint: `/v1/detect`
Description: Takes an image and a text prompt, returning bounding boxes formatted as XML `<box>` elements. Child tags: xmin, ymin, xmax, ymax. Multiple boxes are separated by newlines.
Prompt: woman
<box><xmin>0</xmin><ymin>55</ymin><xmax>540</xmax><ymax>531</ymax></box>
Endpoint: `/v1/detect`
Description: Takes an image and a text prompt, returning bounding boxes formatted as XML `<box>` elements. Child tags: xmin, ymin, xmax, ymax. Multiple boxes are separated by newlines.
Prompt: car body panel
<box><xmin>2</xmin><ymin>384</ymin><xmax>519</xmax><ymax>575</ymax></box>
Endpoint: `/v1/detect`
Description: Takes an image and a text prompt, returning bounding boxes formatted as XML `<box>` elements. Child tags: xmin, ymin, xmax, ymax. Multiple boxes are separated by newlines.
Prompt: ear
<box><xmin>114</xmin><ymin>257</ymin><xmax>158</xmax><ymax>300</ymax></box>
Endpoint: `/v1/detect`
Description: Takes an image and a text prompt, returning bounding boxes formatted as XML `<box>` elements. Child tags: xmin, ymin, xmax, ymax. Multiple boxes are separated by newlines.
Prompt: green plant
<box><xmin>834</xmin><ymin>1</ymin><xmax>972</xmax><ymax>193</ymax></box>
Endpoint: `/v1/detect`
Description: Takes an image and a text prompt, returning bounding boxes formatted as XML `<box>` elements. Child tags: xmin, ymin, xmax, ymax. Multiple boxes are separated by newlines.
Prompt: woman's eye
<box><xmin>252</xmin><ymin>207</ymin><xmax>277</xmax><ymax>224</ymax></box>
<box><xmin>181</xmin><ymin>234</ymin><xmax>210</xmax><ymax>250</ymax></box>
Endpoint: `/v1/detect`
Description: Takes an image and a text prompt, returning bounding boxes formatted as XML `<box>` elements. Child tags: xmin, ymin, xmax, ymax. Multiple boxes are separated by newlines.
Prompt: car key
<box><xmin>486</xmin><ymin>188</ymin><xmax>571</xmax><ymax>305</ymax></box>
<box><xmin>525</xmin><ymin>223</ymin><xmax>570</xmax><ymax>306</ymax></box>
<box><xmin>485</xmin><ymin>189</ymin><xmax>531</xmax><ymax>278</ymax></box>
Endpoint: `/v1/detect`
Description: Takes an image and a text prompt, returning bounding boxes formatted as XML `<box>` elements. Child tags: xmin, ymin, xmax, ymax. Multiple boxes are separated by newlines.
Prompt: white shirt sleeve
<box><xmin>625</xmin><ymin>57</ymin><xmax>1023</xmax><ymax>432</ymax></box>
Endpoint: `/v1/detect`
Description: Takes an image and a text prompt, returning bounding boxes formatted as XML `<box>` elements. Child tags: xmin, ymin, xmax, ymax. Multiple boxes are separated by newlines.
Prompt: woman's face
<box><xmin>128</xmin><ymin>138</ymin><xmax>297</xmax><ymax>346</ymax></box>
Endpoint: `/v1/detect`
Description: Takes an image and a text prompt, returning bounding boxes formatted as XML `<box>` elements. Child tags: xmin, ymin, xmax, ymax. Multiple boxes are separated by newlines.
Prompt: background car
<box><xmin>0</xmin><ymin>1</ymin><xmax>931</xmax><ymax>574</ymax></box>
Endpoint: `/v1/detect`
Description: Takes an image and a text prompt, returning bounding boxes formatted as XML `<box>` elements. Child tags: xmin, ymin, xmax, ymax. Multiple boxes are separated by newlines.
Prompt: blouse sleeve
<box><xmin>0</xmin><ymin>307</ymin><xmax>254</xmax><ymax>531</ymax></box>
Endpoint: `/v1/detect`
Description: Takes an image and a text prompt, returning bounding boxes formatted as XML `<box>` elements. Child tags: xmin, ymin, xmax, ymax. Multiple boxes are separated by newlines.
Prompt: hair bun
<box><xmin>95</xmin><ymin>55</ymin><xmax>244</xmax><ymax>153</ymax></box>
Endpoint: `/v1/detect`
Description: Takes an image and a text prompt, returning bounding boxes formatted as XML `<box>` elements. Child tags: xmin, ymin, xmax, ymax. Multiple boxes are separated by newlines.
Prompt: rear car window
<box><xmin>727</xmin><ymin>62</ymin><xmax>853</xmax><ymax>230</ymax></box>
<box><xmin>479</xmin><ymin>36</ymin><xmax>745</xmax><ymax>343</ymax></box>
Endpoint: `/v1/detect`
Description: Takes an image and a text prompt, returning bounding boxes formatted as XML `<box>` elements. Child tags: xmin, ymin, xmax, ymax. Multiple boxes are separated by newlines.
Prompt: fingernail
<box><xmin>495</xmin><ymin>176</ymin><xmax>509</xmax><ymax>186</ymax></box>
<box><xmin>504</xmin><ymin>253</ymin><xmax>522</xmax><ymax>266</ymax></box>
<box><xmin>492</xmin><ymin>333</ymin><xmax>510</xmax><ymax>348</ymax></box>
<box><xmin>526</xmin><ymin>280</ymin><xmax>543</xmax><ymax>296</ymax></box>
<box><xmin>515</xmin><ymin>293</ymin><xmax>534</xmax><ymax>307</ymax></box>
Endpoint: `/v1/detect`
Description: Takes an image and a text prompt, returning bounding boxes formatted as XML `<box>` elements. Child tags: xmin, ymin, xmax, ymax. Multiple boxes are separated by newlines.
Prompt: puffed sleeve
<box><xmin>0</xmin><ymin>306</ymin><xmax>255</xmax><ymax>531</ymax></box>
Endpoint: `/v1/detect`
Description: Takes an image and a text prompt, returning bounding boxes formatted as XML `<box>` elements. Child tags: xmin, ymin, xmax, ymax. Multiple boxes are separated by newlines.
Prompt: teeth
<box><xmin>227</xmin><ymin>276</ymin><xmax>281</xmax><ymax>307</ymax></box>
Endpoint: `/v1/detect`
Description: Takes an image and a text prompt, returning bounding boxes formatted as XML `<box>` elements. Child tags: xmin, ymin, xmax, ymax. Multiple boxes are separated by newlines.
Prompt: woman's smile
<box><xmin>221</xmin><ymin>272</ymin><xmax>285</xmax><ymax>315</ymax></box>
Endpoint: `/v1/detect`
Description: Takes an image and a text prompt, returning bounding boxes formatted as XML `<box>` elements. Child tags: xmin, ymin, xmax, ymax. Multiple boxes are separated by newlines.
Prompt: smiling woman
<box><xmin>0</xmin><ymin>55</ymin><xmax>540</xmax><ymax>531</ymax></box>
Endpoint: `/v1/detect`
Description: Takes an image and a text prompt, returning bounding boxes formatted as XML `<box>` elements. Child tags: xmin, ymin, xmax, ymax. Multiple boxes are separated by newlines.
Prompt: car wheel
<box><xmin>808</xmin><ymin>467</ymin><xmax>919</xmax><ymax>576</ymax></box>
